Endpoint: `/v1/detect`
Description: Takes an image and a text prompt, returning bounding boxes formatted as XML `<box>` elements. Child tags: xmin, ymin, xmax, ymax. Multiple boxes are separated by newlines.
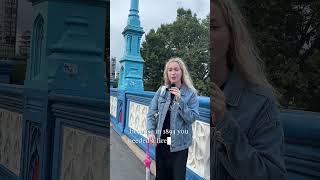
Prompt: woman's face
<box><xmin>211</xmin><ymin>3</ymin><xmax>231</xmax><ymax>63</ymax></box>
<box><xmin>167</xmin><ymin>62</ymin><xmax>182</xmax><ymax>84</ymax></box>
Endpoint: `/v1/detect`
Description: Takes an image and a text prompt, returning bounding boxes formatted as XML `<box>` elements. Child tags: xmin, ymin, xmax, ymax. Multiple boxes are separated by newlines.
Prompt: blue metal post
<box><xmin>25</xmin><ymin>0</ymin><xmax>107</xmax><ymax>99</ymax></box>
<box><xmin>114</xmin><ymin>0</ymin><xmax>145</xmax><ymax>134</ymax></box>
<box><xmin>21</xmin><ymin>0</ymin><xmax>108</xmax><ymax>180</ymax></box>
<box><xmin>117</xmin><ymin>0</ymin><xmax>144</xmax><ymax>91</ymax></box>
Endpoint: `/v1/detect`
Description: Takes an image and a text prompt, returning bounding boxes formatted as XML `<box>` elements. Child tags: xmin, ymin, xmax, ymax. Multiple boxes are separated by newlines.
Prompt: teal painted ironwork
<box><xmin>118</xmin><ymin>0</ymin><xmax>145</xmax><ymax>91</ymax></box>
<box><xmin>18</xmin><ymin>1</ymin><xmax>109</xmax><ymax>180</ymax></box>
<box><xmin>25</xmin><ymin>0</ymin><xmax>107</xmax><ymax>100</ymax></box>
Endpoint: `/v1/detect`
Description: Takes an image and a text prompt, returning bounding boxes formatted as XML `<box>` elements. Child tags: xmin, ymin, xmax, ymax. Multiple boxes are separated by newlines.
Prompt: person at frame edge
<box><xmin>210</xmin><ymin>0</ymin><xmax>286</xmax><ymax>179</ymax></box>
<box><xmin>147</xmin><ymin>57</ymin><xmax>199</xmax><ymax>180</ymax></box>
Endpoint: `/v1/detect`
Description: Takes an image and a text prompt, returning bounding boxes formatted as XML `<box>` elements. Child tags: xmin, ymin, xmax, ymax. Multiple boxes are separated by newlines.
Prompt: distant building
<box><xmin>17</xmin><ymin>30</ymin><xmax>31</xmax><ymax>57</ymax></box>
<box><xmin>0</xmin><ymin>0</ymin><xmax>18</xmax><ymax>58</ymax></box>
<box><xmin>115</xmin><ymin>70</ymin><xmax>120</xmax><ymax>80</ymax></box>
<box><xmin>110</xmin><ymin>57</ymin><xmax>116</xmax><ymax>80</ymax></box>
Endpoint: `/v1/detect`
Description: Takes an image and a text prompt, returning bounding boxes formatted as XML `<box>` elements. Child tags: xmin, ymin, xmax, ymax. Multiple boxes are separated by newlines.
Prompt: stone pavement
<box><xmin>110</xmin><ymin>127</ymin><xmax>155</xmax><ymax>180</ymax></box>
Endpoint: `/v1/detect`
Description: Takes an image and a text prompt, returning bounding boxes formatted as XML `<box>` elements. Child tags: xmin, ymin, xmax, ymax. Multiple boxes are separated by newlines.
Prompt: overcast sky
<box><xmin>110</xmin><ymin>0</ymin><xmax>209</xmax><ymax>71</ymax></box>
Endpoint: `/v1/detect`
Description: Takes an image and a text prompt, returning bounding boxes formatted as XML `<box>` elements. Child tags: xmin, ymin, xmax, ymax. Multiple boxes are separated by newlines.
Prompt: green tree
<box><xmin>141</xmin><ymin>8</ymin><xmax>209</xmax><ymax>96</ymax></box>
<box><xmin>240</xmin><ymin>0</ymin><xmax>320</xmax><ymax>111</ymax></box>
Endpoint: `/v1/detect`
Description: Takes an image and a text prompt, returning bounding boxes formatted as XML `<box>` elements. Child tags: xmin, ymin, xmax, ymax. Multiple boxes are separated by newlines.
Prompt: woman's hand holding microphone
<box><xmin>169</xmin><ymin>87</ymin><xmax>181</xmax><ymax>101</ymax></box>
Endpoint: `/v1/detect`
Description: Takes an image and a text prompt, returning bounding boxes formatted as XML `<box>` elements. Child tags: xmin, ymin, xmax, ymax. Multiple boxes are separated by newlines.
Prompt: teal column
<box><xmin>21</xmin><ymin>0</ymin><xmax>108</xmax><ymax>180</ymax></box>
<box><xmin>114</xmin><ymin>0</ymin><xmax>144</xmax><ymax>134</ymax></box>
<box><xmin>25</xmin><ymin>0</ymin><xmax>107</xmax><ymax>99</ymax></box>
<box><xmin>118</xmin><ymin>0</ymin><xmax>144</xmax><ymax>91</ymax></box>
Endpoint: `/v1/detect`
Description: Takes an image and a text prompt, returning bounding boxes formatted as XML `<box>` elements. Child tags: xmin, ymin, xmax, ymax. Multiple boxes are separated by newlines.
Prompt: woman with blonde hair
<box><xmin>147</xmin><ymin>57</ymin><xmax>199</xmax><ymax>180</ymax></box>
<box><xmin>210</xmin><ymin>0</ymin><xmax>286</xmax><ymax>179</ymax></box>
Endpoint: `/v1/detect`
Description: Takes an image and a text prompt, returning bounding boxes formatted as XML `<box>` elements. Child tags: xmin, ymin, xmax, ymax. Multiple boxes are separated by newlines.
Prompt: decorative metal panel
<box><xmin>30</xmin><ymin>15</ymin><xmax>44</xmax><ymax>80</ymax></box>
<box><xmin>110</xmin><ymin>96</ymin><xmax>117</xmax><ymax>118</ymax></box>
<box><xmin>0</xmin><ymin>108</ymin><xmax>23</xmax><ymax>176</ymax></box>
<box><xmin>128</xmin><ymin>102</ymin><xmax>148</xmax><ymax>138</ymax></box>
<box><xmin>28</xmin><ymin>124</ymin><xmax>41</xmax><ymax>180</ymax></box>
<box><xmin>60</xmin><ymin>127</ymin><xmax>108</xmax><ymax>180</ymax></box>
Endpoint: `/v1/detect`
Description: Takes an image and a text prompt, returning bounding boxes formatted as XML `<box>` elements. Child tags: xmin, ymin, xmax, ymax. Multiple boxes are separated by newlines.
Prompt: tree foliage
<box><xmin>241</xmin><ymin>0</ymin><xmax>320</xmax><ymax>111</ymax></box>
<box><xmin>141</xmin><ymin>8</ymin><xmax>209</xmax><ymax>96</ymax></box>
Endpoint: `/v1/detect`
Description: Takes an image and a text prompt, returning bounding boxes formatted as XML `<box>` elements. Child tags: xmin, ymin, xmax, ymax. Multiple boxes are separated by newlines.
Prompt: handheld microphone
<box><xmin>170</xmin><ymin>83</ymin><xmax>176</xmax><ymax>102</ymax></box>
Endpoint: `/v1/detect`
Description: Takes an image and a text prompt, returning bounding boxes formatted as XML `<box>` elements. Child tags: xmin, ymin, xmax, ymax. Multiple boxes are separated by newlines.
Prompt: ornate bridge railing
<box><xmin>111</xmin><ymin>88</ymin><xmax>211</xmax><ymax>179</ymax></box>
<box><xmin>0</xmin><ymin>83</ymin><xmax>108</xmax><ymax>180</ymax></box>
<box><xmin>111</xmin><ymin>87</ymin><xmax>320</xmax><ymax>180</ymax></box>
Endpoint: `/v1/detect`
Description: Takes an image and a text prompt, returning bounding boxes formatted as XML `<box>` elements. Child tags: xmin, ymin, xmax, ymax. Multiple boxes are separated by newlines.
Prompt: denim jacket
<box><xmin>211</xmin><ymin>70</ymin><xmax>286</xmax><ymax>180</ymax></box>
<box><xmin>147</xmin><ymin>84</ymin><xmax>199</xmax><ymax>152</ymax></box>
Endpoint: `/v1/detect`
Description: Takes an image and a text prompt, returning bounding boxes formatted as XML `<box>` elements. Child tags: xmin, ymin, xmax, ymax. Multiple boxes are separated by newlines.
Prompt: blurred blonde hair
<box><xmin>164</xmin><ymin>57</ymin><xmax>197</xmax><ymax>92</ymax></box>
<box><xmin>213</xmin><ymin>0</ymin><xmax>277</xmax><ymax>95</ymax></box>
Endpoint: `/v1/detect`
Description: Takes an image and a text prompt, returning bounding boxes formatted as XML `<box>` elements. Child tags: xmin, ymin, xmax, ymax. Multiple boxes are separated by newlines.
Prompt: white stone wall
<box><xmin>110</xmin><ymin>96</ymin><xmax>117</xmax><ymax>118</ymax></box>
<box><xmin>128</xmin><ymin>101</ymin><xmax>149</xmax><ymax>138</ymax></box>
<box><xmin>187</xmin><ymin>120</ymin><xmax>210</xmax><ymax>179</ymax></box>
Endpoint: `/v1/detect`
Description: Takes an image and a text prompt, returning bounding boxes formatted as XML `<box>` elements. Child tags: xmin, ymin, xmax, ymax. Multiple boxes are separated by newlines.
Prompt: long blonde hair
<box><xmin>213</xmin><ymin>0</ymin><xmax>277</xmax><ymax>95</ymax></box>
<box><xmin>164</xmin><ymin>57</ymin><xmax>196</xmax><ymax>92</ymax></box>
